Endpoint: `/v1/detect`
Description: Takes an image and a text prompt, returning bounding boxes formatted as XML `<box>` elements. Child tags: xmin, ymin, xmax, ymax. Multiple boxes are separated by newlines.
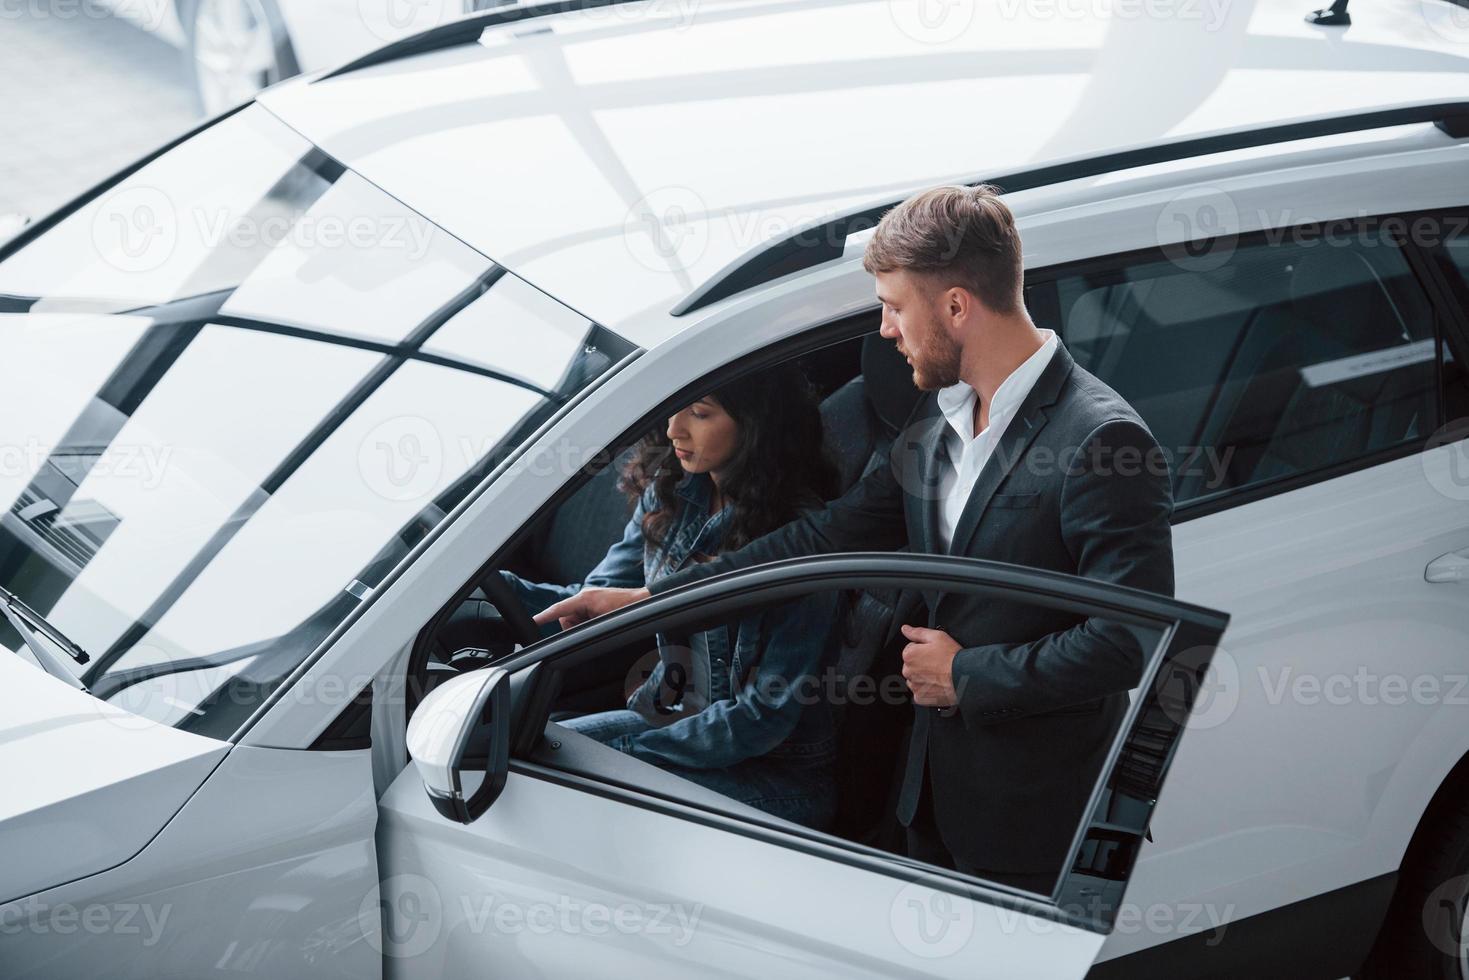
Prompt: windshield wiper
<box><xmin>0</xmin><ymin>584</ymin><xmax>91</xmax><ymax>692</ymax></box>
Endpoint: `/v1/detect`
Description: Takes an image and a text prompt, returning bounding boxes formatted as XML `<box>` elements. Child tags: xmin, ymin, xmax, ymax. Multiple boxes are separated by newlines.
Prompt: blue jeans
<box><xmin>564</xmin><ymin>709</ymin><xmax>837</xmax><ymax>831</ymax></box>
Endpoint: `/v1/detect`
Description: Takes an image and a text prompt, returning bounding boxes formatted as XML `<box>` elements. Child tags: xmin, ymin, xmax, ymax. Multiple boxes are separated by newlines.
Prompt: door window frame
<box><xmin>403</xmin><ymin>309</ymin><xmax>883</xmax><ymax>719</ymax></box>
<box><xmin>479</xmin><ymin>552</ymin><xmax>1228</xmax><ymax>935</ymax></box>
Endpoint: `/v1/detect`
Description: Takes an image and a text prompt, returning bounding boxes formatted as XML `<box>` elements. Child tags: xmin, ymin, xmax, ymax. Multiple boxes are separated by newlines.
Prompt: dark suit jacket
<box><xmin>649</xmin><ymin>340</ymin><xmax>1175</xmax><ymax>874</ymax></box>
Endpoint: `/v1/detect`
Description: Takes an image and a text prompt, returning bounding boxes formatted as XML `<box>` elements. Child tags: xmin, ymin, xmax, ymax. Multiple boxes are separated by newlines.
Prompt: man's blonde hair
<box><xmin>862</xmin><ymin>184</ymin><xmax>1023</xmax><ymax>316</ymax></box>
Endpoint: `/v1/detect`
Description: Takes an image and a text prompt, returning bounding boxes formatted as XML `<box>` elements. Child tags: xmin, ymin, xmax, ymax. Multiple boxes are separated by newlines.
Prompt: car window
<box><xmin>498</xmin><ymin>567</ymin><xmax>1171</xmax><ymax>903</ymax></box>
<box><xmin>1429</xmin><ymin>212</ymin><xmax>1469</xmax><ymax>424</ymax></box>
<box><xmin>0</xmin><ymin>105</ymin><xmax>636</xmax><ymax>738</ymax></box>
<box><xmin>1027</xmin><ymin>223</ymin><xmax>1441</xmax><ymax>507</ymax></box>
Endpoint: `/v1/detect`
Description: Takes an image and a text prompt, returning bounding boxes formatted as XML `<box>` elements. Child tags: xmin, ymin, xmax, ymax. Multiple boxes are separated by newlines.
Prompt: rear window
<box><xmin>1027</xmin><ymin>224</ymin><xmax>1441</xmax><ymax>507</ymax></box>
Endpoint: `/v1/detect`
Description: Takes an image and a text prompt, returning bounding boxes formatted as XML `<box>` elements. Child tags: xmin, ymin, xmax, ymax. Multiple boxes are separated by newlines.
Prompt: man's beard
<box><xmin>907</xmin><ymin>323</ymin><xmax>962</xmax><ymax>391</ymax></box>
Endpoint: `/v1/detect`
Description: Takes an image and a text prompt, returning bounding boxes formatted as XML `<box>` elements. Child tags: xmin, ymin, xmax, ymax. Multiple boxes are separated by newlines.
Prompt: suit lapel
<box><xmin>914</xmin><ymin>413</ymin><xmax>949</xmax><ymax>556</ymax></box>
<box><xmin>945</xmin><ymin>341</ymin><xmax>1075</xmax><ymax>559</ymax></box>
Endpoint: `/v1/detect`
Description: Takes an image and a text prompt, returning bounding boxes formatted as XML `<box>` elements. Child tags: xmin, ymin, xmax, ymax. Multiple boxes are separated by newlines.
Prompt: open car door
<box><xmin>372</xmin><ymin>553</ymin><xmax>1228</xmax><ymax>979</ymax></box>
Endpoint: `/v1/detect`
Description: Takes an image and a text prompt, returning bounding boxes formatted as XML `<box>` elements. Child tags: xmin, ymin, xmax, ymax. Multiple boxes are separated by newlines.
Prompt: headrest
<box><xmin>861</xmin><ymin>332</ymin><xmax>924</xmax><ymax>435</ymax></box>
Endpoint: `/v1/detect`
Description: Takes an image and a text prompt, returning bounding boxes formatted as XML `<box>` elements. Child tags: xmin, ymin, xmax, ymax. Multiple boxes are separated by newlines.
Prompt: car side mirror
<box><xmin>405</xmin><ymin>666</ymin><xmax>510</xmax><ymax>823</ymax></box>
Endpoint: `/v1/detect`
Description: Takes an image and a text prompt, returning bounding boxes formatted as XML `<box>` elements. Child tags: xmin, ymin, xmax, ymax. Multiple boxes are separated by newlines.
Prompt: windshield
<box><xmin>0</xmin><ymin>105</ymin><xmax>635</xmax><ymax>738</ymax></box>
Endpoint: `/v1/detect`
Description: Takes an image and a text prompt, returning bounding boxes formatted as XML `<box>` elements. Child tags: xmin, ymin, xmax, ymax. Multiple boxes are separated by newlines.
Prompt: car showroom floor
<box><xmin>2</xmin><ymin>1</ymin><xmax>201</xmax><ymax>222</ymax></box>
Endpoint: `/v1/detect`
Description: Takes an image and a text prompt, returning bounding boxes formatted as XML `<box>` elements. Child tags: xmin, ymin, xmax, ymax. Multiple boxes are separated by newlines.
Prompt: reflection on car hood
<box><xmin>0</xmin><ymin>655</ymin><xmax>229</xmax><ymax>904</ymax></box>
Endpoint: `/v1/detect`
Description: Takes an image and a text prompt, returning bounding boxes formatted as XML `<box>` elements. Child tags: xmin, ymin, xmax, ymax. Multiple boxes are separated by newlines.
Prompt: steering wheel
<box><xmin>476</xmin><ymin>569</ymin><xmax>543</xmax><ymax>649</ymax></box>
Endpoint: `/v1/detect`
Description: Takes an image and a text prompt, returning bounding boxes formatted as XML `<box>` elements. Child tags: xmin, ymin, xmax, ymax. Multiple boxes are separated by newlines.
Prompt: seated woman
<box><xmin>501</xmin><ymin>363</ymin><xmax>843</xmax><ymax>830</ymax></box>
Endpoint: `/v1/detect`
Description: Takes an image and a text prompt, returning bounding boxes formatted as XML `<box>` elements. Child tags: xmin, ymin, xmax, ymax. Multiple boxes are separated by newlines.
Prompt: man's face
<box><xmin>876</xmin><ymin>268</ymin><xmax>962</xmax><ymax>391</ymax></box>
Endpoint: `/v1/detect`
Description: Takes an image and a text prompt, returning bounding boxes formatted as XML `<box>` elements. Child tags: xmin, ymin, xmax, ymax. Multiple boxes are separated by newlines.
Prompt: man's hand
<box><xmin>900</xmin><ymin>624</ymin><xmax>961</xmax><ymax>707</ymax></box>
<box><xmin>534</xmin><ymin>586</ymin><xmax>650</xmax><ymax>631</ymax></box>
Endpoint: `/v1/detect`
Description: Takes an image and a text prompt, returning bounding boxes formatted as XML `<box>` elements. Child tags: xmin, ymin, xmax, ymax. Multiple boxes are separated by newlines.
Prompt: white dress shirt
<box><xmin>934</xmin><ymin>330</ymin><xmax>1058</xmax><ymax>552</ymax></box>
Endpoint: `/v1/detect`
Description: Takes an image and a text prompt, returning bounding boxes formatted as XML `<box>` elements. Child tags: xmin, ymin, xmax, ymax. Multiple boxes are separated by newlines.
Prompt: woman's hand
<box><xmin>533</xmin><ymin>586</ymin><xmax>650</xmax><ymax>631</ymax></box>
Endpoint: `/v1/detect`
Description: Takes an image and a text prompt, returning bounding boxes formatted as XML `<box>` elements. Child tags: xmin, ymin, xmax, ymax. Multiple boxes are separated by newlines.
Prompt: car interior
<box><xmin>401</xmin><ymin>233</ymin><xmax>1445</xmax><ymax>867</ymax></box>
<box><xmin>408</xmin><ymin>323</ymin><xmax>930</xmax><ymax>851</ymax></box>
<box><xmin>1030</xmin><ymin>238</ymin><xmax>1440</xmax><ymax>507</ymax></box>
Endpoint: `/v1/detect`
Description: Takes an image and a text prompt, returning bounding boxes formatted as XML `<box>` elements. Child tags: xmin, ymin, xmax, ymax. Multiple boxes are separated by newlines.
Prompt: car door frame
<box><xmin>478</xmin><ymin>551</ymin><xmax>1230</xmax><ymax>936</ymax></box>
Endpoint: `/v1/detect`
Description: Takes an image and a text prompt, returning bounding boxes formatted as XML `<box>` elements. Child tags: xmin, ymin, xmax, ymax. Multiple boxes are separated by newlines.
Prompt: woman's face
<box><xmin>666</xmin><ymin>397</ymin><xmax>739</xmax><ymax>477</ymax></box>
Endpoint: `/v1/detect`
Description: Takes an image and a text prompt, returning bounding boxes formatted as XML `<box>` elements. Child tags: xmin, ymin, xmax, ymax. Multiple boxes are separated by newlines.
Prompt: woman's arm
<box><xmin>613</xmin><ymin>588</ymin><xmax>841</xmax><ymax>770</ymax></box>
<box><xmin>499</xmin><ymin>486</ymin><xmax>652</xmax><ymax>635</ymax></box>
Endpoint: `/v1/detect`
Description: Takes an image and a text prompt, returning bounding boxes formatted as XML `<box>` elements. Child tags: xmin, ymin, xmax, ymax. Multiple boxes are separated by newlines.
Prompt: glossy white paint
<box><xmin>0</xmin><ymin>651</ymin><xmax>227</xmax><ymax>904</ymax></box>
<box><xmin>9</xmin><ymin>0</ymin><xmax>1469</xmax><ymax>973</ymax></box>
<box><xmin>1096</xmin><ymin>444</ymin><xmax>1469</xmax><ymax>960</ymax></box>
<box><xmin>0</xmin><ymin>745</ymin><xmax>380</xmax><ymax>979</ymax></box>
<box><xmin>376</xmin><ymin>765</ymin><xmax>1104</xmax><ymax>978</ymax></box>
<box><xmin>257</xmin><ymin>0</ymin><xmax>1469</xmax><ymax>340</ymax></box>
<box><xmin>236</xmin><ymin>103</ymin><xmax>1469</xmax><ymax>965</ymax></box>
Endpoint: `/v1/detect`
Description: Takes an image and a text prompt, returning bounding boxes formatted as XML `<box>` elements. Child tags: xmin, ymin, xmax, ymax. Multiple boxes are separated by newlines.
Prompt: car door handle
<box><xmin>1426</xmin><ymin>549</ymin><xmax>1469</xmax><ymax>584</ymax></box>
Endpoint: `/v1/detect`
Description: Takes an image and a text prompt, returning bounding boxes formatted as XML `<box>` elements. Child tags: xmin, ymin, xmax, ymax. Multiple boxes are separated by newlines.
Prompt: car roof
<box><xmin>258</xmin><ymin>0</ymin><xmax>1469</xmax><ymax>347</ymax></box>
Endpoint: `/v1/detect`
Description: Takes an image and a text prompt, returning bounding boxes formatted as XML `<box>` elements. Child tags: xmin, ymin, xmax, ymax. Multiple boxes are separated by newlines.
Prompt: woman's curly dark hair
<box><xmin>619</xmin><ymin>362</ymin><xmax>840</xmax><ymax>555</ymax></box>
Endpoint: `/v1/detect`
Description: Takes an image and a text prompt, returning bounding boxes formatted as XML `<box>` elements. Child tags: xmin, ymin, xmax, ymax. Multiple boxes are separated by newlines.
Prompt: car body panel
<box><xmin>375</xmin><ymin>760</ymin><xmax>1108</xmax><ymax>978</ymax></box>
<box><xmin>0</xmin><ymin>652</ymin><xmax>228</xmax><ymax>904</ymax></box>
<box><xmin>0</xmin><ymin>744</ymin><xmax>380</xmax><ymax>979</ymax></box>
<box><xmin>1096</xmin><ymin>443</ymin><xmax>1469</xmax><ymax>960</ymax></box>
<box><xmin>256</xmin><ymin>0</ymin><xmax>1469</xmax><ymax>339</ymax></box>
<box><xmin>8</xmin><ymin>0</ymin><xmax>1469</xmax><ymax>971</ymax></box>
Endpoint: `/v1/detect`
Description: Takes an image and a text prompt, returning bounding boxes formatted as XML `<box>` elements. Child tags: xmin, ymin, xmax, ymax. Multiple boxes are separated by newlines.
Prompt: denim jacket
<box><xmin>502</xmin><ymin>472</ymin><xmax>838</xmax><ymax>770</ymax></box>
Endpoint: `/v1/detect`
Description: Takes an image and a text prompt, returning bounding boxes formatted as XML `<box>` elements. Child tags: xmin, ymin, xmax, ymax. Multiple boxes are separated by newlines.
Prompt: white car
<box><xmin>4</xmin><ymin>0</ymin><xmax>1469</xmax><ymax>977</ymax></box>
<box><xmin>96</xmin><ymin>0</ymin><xmax>511</xmax><ymax>113</ymax></box>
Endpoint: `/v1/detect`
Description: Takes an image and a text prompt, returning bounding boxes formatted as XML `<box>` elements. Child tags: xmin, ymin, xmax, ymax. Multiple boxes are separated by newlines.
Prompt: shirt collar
<box><xmin>674</xmin><ymin>470</ymin><xmax>730</xmax><ymax>517</ymax></box>
<box><xmin>936</xmin><ymin>329</ymin><xmax>1058</xmax><ymax>444</ymax></box>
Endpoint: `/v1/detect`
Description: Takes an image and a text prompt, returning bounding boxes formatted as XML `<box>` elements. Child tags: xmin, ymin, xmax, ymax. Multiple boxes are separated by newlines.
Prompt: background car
<box><xmin>93</xmin><ymin>0</ymin><xmax>513</xmax><ymax>113</ymax></box>
<box><xmin>3</xmin><ymin>0</ymin><xmax>1469</xmax><ymax>977</ymax></box>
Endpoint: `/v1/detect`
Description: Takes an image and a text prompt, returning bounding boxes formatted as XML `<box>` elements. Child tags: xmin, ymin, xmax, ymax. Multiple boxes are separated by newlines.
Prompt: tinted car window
<box><xmin>1429</xmin><ymin>213</ymin><xmax>1469</xmax><ymax>422</ymax></box>
<box><xmin>1028</xmin><ymin>226</ymin><xmax>1439</xmax><ymax>505</ymax></box>
<box><xmin>0</xmin><ymin>105</ymin><xmax>635</xmax><ymax>737</ymax></box>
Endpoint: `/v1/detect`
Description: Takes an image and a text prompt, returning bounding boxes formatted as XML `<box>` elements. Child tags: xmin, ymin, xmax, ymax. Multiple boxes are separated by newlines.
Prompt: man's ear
<box><xmin>945</xmin><ymin>285</ymin><xmax>977</xmax><ymax>330</ymax></box>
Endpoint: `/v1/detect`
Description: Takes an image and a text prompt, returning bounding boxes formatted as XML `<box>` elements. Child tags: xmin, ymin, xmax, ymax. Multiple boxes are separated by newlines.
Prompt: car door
<box><xmin>1024</xmin><ymin>211</ymin><xmax>1469</xmax><ymax>970</ymax></box>
<box><xmin>372</xmin><ymin>552</ymin><xmax>1228</xmax><ymax>979</ymax></box>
